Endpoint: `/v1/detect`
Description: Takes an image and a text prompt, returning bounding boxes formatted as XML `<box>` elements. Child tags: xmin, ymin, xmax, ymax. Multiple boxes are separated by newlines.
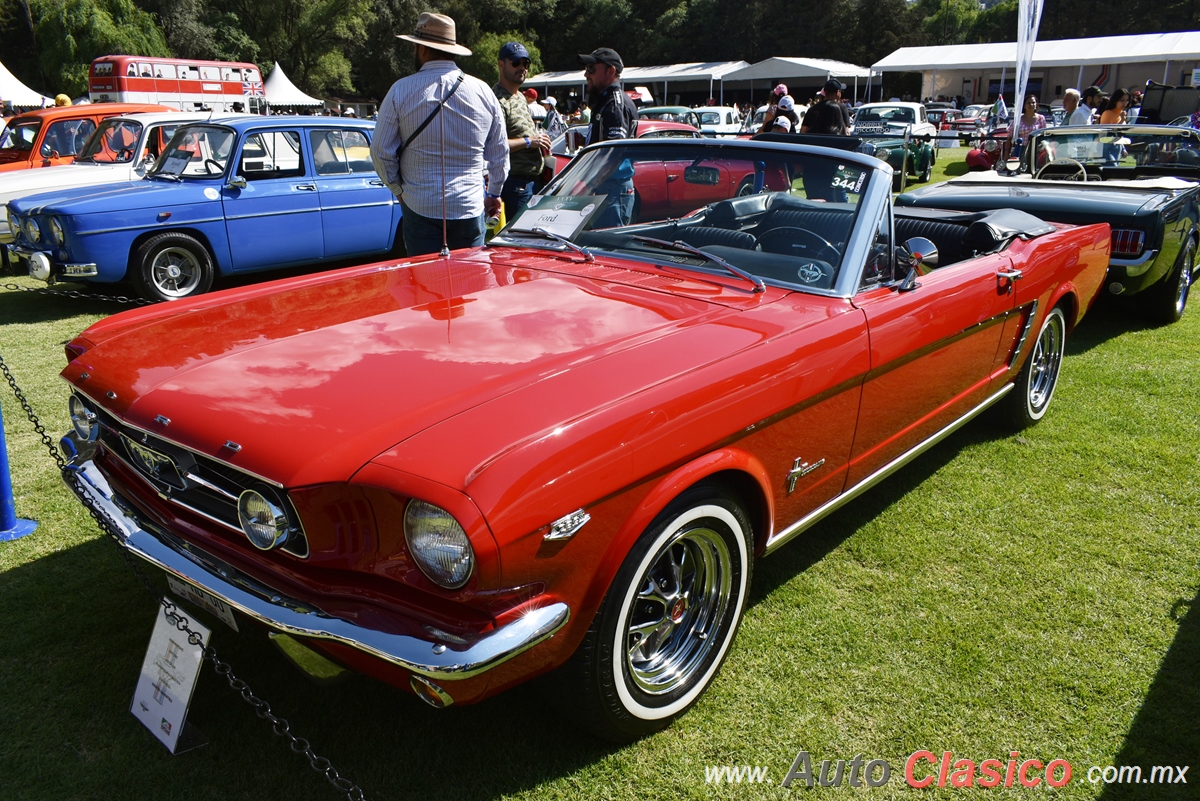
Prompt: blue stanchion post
<box><xmin>1</xmin><ymin>396</ymin><xmax>38</xmax><ymax>541</ymax></box>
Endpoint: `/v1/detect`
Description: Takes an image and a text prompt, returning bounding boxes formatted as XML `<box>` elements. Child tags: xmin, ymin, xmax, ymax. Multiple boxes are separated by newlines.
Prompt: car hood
<box><xmin>10</xmin><ymin>177</ymin><xmax>210</xmax><ymax>216</ymax></box>
<box><xmin>63</xmin><ymin>250</ymin><xmax>783</xmax><ymax>488</ymax></box>
<box><xmin>898</xmin><ymin>177</ymin><xmax>1172</xmax><ymax>221</ymax></box>
<box><xmin>0</xmin><ymin>162</ymin><xmax>134</xmax><ymax>206</ymax></box>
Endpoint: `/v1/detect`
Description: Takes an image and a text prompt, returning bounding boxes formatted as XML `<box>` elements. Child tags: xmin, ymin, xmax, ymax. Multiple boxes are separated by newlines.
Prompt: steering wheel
<box><xmin>204</xmin><ymin>158</ymin><xmax>225</xmax><ymax>175</ymax></box>
<box><xmin>754</xmin><ymin>226</ymin><xmax>841</xmax><ymax>263</ymax></box>
<box><xmin>1035</xmin><ymin>157</ymin><xmax>1089</xmax><ymax>182</ymax></box>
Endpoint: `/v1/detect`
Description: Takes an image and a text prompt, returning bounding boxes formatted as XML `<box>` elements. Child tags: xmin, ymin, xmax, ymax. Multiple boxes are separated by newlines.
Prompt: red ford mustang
<box><xmin>60</xmin><ymin>136</ymin><xmax>1110</xmax><ymax>743</ymax></box>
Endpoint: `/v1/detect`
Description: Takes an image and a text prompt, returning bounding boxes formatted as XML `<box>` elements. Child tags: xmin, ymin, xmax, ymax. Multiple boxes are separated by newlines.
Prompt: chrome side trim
<box><xmin>1008</xmin><ymin>299</ymin><xmax>1039</xmax><ymax>368</ymax></box>
<box><xmin>64</xmin><ymin>457</ymin><xmax>570</xmax><ymax>680</ymax></box>
<box><xmin>77</xmin><ymin>217</ymin><xmax>226</xmax><ymax>236</ymax></box>
<box><xmin>763</xmin><ymin>383</ymin><xmax>1015</xmax><ymax>555</ymax></box>
<box><xmin>1110</xmin><ymin>250</ymin><xmax>1157</xmax><ymax>271</ymax></box>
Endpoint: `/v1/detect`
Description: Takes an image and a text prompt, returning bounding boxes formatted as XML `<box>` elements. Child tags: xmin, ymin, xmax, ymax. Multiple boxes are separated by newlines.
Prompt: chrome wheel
<box><xmin>150</xmin><ymin>246</ymin><xmax>204</xmax><ymax>298</ymax></box>
<box><xmin>624</xmin><ymin>526</ymin><xmax>731</xmax><ymax>696</ymax></box>
<box><xmin>1026</xmin><ymin>307</ymin><xmax>1064</xmax><ymax>415</ymax></box>
<box><xmin>1173</xmin><ymin>247</ymin><xmax>1192</xmax><ymax>318</ymax></box>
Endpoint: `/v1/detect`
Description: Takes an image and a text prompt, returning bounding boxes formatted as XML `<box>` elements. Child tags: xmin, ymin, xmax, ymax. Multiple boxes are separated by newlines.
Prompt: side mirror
<box><xmin>224</xmin><ymin>176</ymin><xmax>247</xmax><ymax>190</ymax></box>
<box><xmin>898</xmin><ymin>236</ymin><xmax>939</xmax><ymax>287</ymax></box>
<box><xmin>40</xmin><ymin>144</ymin><xmax>58</xmax><ymax>159</ymax></box>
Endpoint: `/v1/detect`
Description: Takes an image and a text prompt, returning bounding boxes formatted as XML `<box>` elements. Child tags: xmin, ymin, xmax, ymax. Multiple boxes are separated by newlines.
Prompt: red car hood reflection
<box><xmin>65</xmin><ymin>250</ymin><xmax>775</xmax><ymax>486</ymax></box>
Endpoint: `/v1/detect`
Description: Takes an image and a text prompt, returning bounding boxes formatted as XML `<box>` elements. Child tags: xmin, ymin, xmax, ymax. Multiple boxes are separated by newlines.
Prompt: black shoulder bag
<box><xmin>397</xmin><ymin>72</ymin><xmax>465</xmax><ymax>158</ymax></box>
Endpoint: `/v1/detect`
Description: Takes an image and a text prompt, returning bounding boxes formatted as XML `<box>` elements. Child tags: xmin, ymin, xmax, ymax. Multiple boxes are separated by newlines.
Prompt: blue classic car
<box><xmin>7</xmin><ymin>116</ymin><xmax>400</xmax><ymax>300</ymax></box>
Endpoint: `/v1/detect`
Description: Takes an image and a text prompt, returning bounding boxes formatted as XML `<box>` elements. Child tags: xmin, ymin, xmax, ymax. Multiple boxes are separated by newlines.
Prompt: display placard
<box><xmin>131</xmin><ymin>600</ymin><xmax>209</xmax><ymax>753</ymax></box>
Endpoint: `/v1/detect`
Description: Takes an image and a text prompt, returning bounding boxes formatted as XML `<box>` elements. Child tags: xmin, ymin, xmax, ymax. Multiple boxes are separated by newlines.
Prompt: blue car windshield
<box><xmin>151</xmin><ymin>125</ymin><xmax>237</xmax><ymax>178</ymax></box>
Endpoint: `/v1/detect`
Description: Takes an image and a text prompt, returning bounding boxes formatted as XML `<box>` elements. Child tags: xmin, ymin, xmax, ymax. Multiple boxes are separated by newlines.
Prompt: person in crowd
<box><xmin>770</xmin><ymin>95</ymin><xmax>800</xmax><ymax>132</ymax></box>
<box><xmin>541</xmin><ymin>96</ymin><xmax>566</xmax><ymax>137</ymax></box>
<box><xmin>492</xmin><ymin>40</ymin><xmax>551</xmax><ymax>221</ymax></box>
<box><xmin>800</xmin><ymin>79</ymin><xmax>850</xmax><ymax>135</ymax></box>
<box><xmin>54</xmin><ymin>94</ymin><xmax>71</xmax><ymax>107</ymax></box>
<box><xmin>1073</xmin><ymin>86</ymin><xmax>1100</xmax><ymax>125</ymax></box>
<box><xmin>1188</xmin><ymin>98</ymin><xmax>1200</xmax><ymax>130</ymax></box>
<box><xmin>1063</xmin><ymin>88</ymin><xmax>1084</xmax><ymax>125</ymax></box>
<box><xmin>579</xmin><ymin>46</ymin><xmax>638</xmax><ymax>227</ymax></box>
<box><xmin>1016</xmin><ymin>94</ymin><xmax>1047</xmax><ymax>147</ymax></box>
<box><xmin>577</xmin><ymin>101</ymin><xmax>591</xmax><ymax>123</ymax></box>
<box><xmin>1128</xmin><ymin>90</ymin><xmax>1143</xmax><ymax>123</ymax></box>
<box><xmin>370</xmin><ymin>11</ymin><xmax>508</xmax><ymax>256</ymax></box>
<box><xmin>525</xmin><ymin>88</ymin><xmax>546</xmax><ymax>122</ymax></box>
<box><xmin>1099</xmin><ymin>88</ymin><xmax>1128</xmax><ymax>124</ymax></box>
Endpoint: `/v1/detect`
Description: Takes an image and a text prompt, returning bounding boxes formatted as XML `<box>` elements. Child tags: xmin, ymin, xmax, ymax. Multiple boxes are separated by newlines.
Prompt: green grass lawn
<box><xmin>1</xmin><ymin>191</ymin><xmax>1198</xmax><ymax>801</ymax></box>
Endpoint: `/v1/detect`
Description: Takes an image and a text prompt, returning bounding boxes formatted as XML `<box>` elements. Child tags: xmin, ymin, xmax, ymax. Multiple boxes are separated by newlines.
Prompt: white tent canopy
<box><xmin>724</xmin><ymin>57</ymin><xmax>872</xmax><ymax>82</ymax></box>
<box><xmin>264</xmin><ymin>63</ymin><xmax>323</xmax><ymax>106</ymax></box>
<box><xmin>873</xmin><ymin>31</ymin><xmax>1200</xmax><ymax>72</ymax></box>
<box><xmin>1</xmin><ymin>61</ymin><xmax>52</xmax><ymax>108</ymax></box>
<box><xmin>528</xmin><ymin>61</ymin><xmax>749</xmax><ymax>88</ymax></box>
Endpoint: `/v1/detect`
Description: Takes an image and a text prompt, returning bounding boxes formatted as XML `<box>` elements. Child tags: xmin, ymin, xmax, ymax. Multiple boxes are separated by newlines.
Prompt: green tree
<box><xmin>33</xmin><ymin>0</ymin><xmax>170</xmax><ymax>95</ymax></box>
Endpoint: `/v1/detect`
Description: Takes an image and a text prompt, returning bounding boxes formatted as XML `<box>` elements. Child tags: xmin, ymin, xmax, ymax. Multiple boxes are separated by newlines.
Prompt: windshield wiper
<box><xmin>494</xmin><ymin>226</ymin><xmax>595</xmax><ymax>262</ymax></box>
<box><xmin>631</xmin><ymin>235</ymin><xmax>765</xmax><ymax>293</ymax></box>
<box><xmin>149</xmin><ymin>172</ymin><xmax>181</xmax><ymax>182</ymax></box>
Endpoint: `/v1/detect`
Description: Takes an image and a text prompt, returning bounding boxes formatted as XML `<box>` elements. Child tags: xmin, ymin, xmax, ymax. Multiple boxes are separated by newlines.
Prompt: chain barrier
<box><xmin>0</xmin><ymin>352</ymin><xmax>367</xmax><ymax>801</ymax></box>
<box><xmin>1</xmin><ymin>280</ymin><xmax>157</xmax><ymax>306</ymax></box>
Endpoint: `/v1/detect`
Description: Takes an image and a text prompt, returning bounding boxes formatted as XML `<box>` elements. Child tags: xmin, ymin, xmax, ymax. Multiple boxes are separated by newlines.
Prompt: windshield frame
<box><xmin>76</xmin><ymin>118</ymin><xmax>145</xmax><ymax>164</ymax></box>
<box><xmin>0</xmin><ymin>119</ymin><xmax>42</xmax><ymax>152</ymax></box>
<box><xmin>494</xmin><ymin>138</ymin><xmax>890</xmax><ymax>299</ymax></box>
<box><xmin>1022</xmin><ymin>124</ymin><xmax>1200</xmax><ymax>175</ymax></box>
<box><xmin>149</xmin><ymin>123</ymin><xmax>238</xmax><ymax>180</ymax></box>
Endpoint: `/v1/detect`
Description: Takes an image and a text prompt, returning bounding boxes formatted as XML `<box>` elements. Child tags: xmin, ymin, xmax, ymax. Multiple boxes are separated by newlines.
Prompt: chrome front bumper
<box><xmin>63</xmin><ymin>451</ymin><xmax>570</xmax><ymax>681</ymax></box>
<box><xmin>6</xmin><ymin>243</ymin><xmax>97</xmax><ymax>278</ymax></box>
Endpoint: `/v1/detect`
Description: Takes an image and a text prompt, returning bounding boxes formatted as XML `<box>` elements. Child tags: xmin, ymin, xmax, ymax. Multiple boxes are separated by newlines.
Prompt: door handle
<box><xmin>296</xmin><ymin>183</ymin><xmax>317</xmax><ymax>191</ymax></box>
<box><xmin>368</xmin><ymin>179</ymin><xmax>385</xmax><ymax>186</ymax></box>
<box><xmin>997</xmin><ymin>269</ymin><xmax>1022</xmax><ymax>293</ymax></box>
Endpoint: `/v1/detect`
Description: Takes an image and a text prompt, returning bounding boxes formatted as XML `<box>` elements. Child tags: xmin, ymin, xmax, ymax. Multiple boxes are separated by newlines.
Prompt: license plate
<box><xmin>167</xmin><ymin>575</ymin><xmax>239</xmax><ymax>631</ymax></box>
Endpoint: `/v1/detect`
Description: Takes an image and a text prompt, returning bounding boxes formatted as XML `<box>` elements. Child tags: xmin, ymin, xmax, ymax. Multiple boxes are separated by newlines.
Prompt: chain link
<box><xmin>1</xmin><ymin>280</ymin><xmax>157</xmax><ymax>306</ymax></box>
<box><xmin>0</xmin><ymin>351</ymin><xmax>367</xmax><ymax>801</ymax></box>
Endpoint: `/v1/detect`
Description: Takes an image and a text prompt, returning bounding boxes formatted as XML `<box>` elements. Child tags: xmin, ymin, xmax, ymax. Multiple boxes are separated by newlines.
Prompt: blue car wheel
<box><xmin>132</xmin><ymin>232</ymin><xmax>215</xmax><ymax>302</ymax></box>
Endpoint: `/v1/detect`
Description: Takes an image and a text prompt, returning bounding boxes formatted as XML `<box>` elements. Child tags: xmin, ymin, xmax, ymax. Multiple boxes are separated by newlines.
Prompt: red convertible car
<box><xmin>60</xmin><ymin>136</ymin><xmax>1110</xmax><ymax>743</ymax></box>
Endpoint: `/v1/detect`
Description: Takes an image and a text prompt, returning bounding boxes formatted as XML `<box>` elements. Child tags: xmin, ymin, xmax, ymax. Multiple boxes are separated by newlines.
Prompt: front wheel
<box><xmin>996</xmin><ymin>306</ymin><xmax>1066</xmax><ymax>430</ymax></box>
<box><xmin>1141</xmin><ymin>238</ymin><xmax>1193</xmax><ymax>325</ymax></box>
<box><xmin>561</xmin><ymin>485</ymin><xmax>753</xmax><ymax>742</ymax></box>
<box><xmin>132</xmin><ymin>232</ymin><xmax>215</xmax><ymax>301</ymax></box>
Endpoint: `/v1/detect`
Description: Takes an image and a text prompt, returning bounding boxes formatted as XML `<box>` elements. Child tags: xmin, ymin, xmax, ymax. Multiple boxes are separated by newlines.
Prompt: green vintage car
<box><xmin>850</xmin><ymin>103</ymin><xmax>938</xmax><ymax>191</ymax></box>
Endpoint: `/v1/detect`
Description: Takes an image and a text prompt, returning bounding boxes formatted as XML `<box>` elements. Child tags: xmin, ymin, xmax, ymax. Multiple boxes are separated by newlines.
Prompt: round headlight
<box><xmin>68</xmin><ymin>395</ymin><xmax>99</xmax><ymax>441</ymax></box>
<box><xmin>404</xmin><ymin>500</ymin><xmax>474</xmax><ymax>589</ymax></box>
<box><xmin>237</xmin><ymin>487</ymin><xmax>290</xmax><ymax>550</ymax></box>
<box><xmin>876</xmin><ymin>148</ymin><xmax>891</xmax><ymax>160</ymax></box>
<box><xmin>5</xmin><ymin>208</ymin><xmax>15</xmax><ymax>235</ymax></box>
<box><xmin>24</xmin><ymin>217</ymin><xmax>40</xmax><ymax>243</ymax></box>
<box><xmin>48</xmin><ymin>217</ymin><xmax>64</xmax><ymax>246</ymax></box>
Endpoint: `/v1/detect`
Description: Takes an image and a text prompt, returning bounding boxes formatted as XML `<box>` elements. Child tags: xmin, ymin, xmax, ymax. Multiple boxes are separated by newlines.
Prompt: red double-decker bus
<box><xmin>88</xmin><ymin>56</ymin><xmax>269</xmax><ymax>114</ymax></box>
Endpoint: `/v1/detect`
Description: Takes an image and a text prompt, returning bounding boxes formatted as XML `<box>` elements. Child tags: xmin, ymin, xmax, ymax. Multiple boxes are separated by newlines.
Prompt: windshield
<box><xmin>151</xmin><ymin>124</ymin><xmax>237</xmax><ymax>178</ymax></box>
<box><xmin>77</xmin><ymin>118</ymin><xmax>144</xmax><ymax>164</ymax></box>
<box><xmin>494</xmin><ymin>142</ymin><xmax>873</xmax><ymax>294</ymax></box>
<box><xmin>0</xmin><ymin>120</ymin><xmax>40</xmax><ymax>152</ymax></box>
<box><xmin>857</xmin><ymin>106</ymin><xmax>916</xmax><ymax>125</ymax></box>
<box><xmin>1025</xmin><ymin>127</ymin><xmax>1200</xmax><ymax>172</ymax></box>
<box><xmin>698</xmin><ymin>112</ymin><xmax>721</xmax><ymax>125</ymax></box>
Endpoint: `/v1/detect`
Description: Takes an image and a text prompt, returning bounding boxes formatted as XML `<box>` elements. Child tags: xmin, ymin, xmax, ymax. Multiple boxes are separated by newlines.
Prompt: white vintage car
<box><xmin>851</xmin><ymin>102</ymin><xmax>939</xmax><ymax>140</ymax></box>
<box><xmin>0</xmin><ymin>112</ymin><xmax>206</xmax><ymax>244</ymax></box>
<box><xmin>693</xmin><ymin>105</ymin><xmax>743</xmax><ymax>136</ymax></box>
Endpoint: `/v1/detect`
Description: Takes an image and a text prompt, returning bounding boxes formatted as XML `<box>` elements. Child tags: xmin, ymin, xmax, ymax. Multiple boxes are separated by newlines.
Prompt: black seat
<box><xmin>894</xmin><ymin>217</ymin><xmax>970</xmax><ymax>265</ymax></box>
<box><xmin>675</xmin><ymin>226</ymin><xmax>756</xmax><ymax>250</ymax></box>
<box><xmin>756</xmin><ymin>208</ymin><xmax>853</xmax><ymax>248</ymax></box>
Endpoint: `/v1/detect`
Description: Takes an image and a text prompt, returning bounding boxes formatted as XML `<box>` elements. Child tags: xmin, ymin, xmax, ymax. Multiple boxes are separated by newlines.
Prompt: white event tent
<box><xmin>723</xmin><ymin>57</ymin><xmax>875</xmax><ymax>102</ymax></box>
<box><xmin>1</xmin><ymin>61</ymin><xmax>52</xmax><ymax>109</ymax></box>
<box><xmin>264</xmin><ymin>64</ymin><xmax>323</xmax><ymax>107</ymax></box>
<box><xmin>526</xmin><ymin>61</ymin><xmax>750</xmax><ymax>105</ymax></box>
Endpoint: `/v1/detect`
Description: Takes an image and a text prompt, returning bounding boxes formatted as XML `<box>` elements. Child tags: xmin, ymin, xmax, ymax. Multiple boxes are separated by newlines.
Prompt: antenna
<box><xmin>439</xmin><ymin>74</ymin><xmax>450</xmax><ymax>258</ymax></box>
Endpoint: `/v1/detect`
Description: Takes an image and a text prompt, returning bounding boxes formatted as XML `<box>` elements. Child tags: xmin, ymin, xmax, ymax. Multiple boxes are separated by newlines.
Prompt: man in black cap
<box><xmin>800</xmin><ymin>79</ymin><xmax>851</xmax><ymax>135</ymax></box>
<box><xmin>578</xmin><ymin>47</ymin><xmax>639</xmax><ymax>227</ymax></box>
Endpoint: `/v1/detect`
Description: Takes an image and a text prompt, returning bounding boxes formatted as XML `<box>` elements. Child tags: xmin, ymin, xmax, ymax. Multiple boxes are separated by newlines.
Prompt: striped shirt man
<box><xmin>370</xmin><ymin>60</ymin><xmax>509</xmax><ymax>221</ymax></box>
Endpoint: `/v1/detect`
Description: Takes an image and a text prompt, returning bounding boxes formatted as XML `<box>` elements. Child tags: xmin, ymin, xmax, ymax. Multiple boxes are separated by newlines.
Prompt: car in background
<box><xmin>851</xmin><ymin>102</ymin><xmax>938</xmax><ymax>140</ymax></box>
<box><xmin>550</xmin><ymin>118</ymin><xmax>703</xmax><ymax>166</ymax></box>
<box><xmin>0</xmin><ymin>103</ymin><xmax>174</xmax><ymax>173</ymax></box>
<box><xmin>899</xmin><ymin>123</ymin><xmax>1200</xmax><ymax>323</ymax></box>
<box><xmin>0</xmin><ymin>112</ymin><xmax>206</xmax><ymax>245</ymax></box>
<box><xmin>58</xmin><ymin>133</ymin><xmax>1109</xmax><ymax>744</ymax></box>
<box><xmin>953</xmin><ymin>104</ymin><xmax>990</xmax><ymax>143</ymax></box>
<box><xmin>694</xmin><ymin>106</ymin><xmax>742</xmax><ymax>136</ymax></box>
<box><xmin>637</xmin><ymin>106</ymin><xmax>703</xmax><ymax>129</ymax></box>
<box><xmin>927</xmin><ymin>108</ymin><xmax>964</xmax><ymax>144</ymax></box>
<box><xmin>8</xmin><ymin>115</ymin><xmax>399</xmax><ymax>301</ymax></box>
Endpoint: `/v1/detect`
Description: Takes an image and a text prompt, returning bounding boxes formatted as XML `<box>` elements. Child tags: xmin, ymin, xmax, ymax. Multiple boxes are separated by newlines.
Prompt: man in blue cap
<box><xmin>493</xmin><ymin>41</ymin><xmax>551</xmax><ymax>220</ymax></box>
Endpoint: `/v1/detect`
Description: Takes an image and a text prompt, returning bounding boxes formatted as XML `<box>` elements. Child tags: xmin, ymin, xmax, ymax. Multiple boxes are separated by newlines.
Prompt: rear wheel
<box><xmin>996</xmin><ymin>306</ymin><xmax>1066</xmax><ymax>430</ymax></box>
<box><xmin>132</xmin><ymin>232</ymin><xmax>214</xmax><ymax>301</ymax></box>
<box><xmin>561</xmin><ymin>485</ymin><xmax>753</xmax><ymax>742</ymax></box>
<box><xmin>1141</xmin><ymin>238</ymin><xmax>1193</xmax><ymax>325</ymax></box>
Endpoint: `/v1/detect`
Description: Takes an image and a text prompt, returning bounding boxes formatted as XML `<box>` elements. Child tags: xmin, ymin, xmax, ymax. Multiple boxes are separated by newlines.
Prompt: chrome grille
<box><xmin>88</xmin><ymin>399</ymin><xmax>309</xmax><ymax>557</ymax></box>
<box><xmin>1110</xmin><ymin>229</ymin><xmax>1145</xmax><ymax>257</ymax></box>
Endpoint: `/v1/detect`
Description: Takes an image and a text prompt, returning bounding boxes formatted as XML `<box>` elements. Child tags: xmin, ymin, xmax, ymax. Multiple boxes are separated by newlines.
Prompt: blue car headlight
<box><xmin>48</xmin><ymin>217</ymin><xmax>65</xmax><ymax>246</ymax></box>
<box><xmin>24</xmin><ymin>217</ymin><xmax>40</xmax><ymax>244</ymax></box>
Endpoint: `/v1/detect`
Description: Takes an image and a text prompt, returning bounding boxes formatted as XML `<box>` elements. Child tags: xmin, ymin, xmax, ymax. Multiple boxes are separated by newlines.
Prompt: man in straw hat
<box><xmin>371</xmin><ymin>11</ymin><xmax>509</xmax><ymax>256</ymax></box>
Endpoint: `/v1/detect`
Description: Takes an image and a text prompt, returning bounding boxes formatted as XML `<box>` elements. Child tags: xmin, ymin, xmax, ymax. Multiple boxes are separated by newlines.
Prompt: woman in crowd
<box><xmin>1099</xmin><ymin>88</ymin><xmax>1129</xmax><ymax>124</ymax></box>
<box><xmin>1016</xmin><ymin>94</ymin><xmax>1046</xmax><ymax>151</ymax></box>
